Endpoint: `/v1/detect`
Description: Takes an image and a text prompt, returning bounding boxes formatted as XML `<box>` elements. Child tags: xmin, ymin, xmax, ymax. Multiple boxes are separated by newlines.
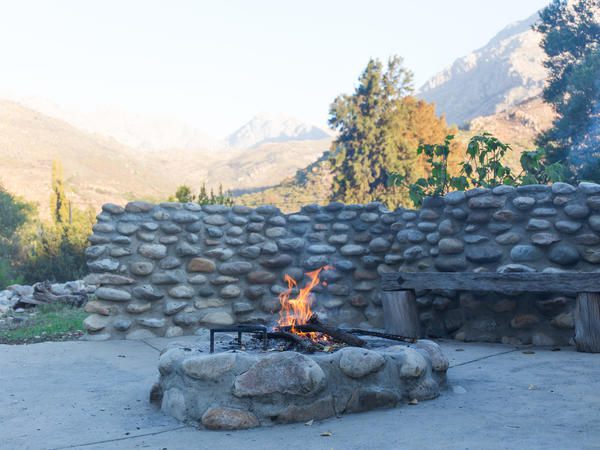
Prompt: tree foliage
<box><xmin>328</xmin><ymin>56</ymin><xmax>454</xmax><ymax>207</ymax></box>
<box><xmin>170</xmin><ymin>183</ymin><xmax>234</xmax><ymax>206</ymax></box>
<box><xmin>535</xmin><ymin>0</ymin><xmax>600</xmax><ymax>180</ymax></box>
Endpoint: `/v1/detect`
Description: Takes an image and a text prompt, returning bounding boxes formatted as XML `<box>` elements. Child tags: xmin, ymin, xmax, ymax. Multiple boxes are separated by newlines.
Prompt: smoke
<box><xmin>568</xmin><ymin>87</ymin><xmax>600</xmax><ymax>179</ymax></box>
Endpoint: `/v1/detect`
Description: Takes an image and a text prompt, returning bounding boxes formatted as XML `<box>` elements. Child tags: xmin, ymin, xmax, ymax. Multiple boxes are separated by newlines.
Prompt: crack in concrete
<box><xmin>50</xmin><ymin>425</ymin><xmax>189</xmax><ymax>449</ymax></box>
<box><xmin>141</xmin><ymin>339</ymin><xmax>162</xmax><ymax>353</ymax></box>
<box><xmin>448</xmin><ymin>348</ymin><xmax>519</xmax><ymax>369</ymax></box>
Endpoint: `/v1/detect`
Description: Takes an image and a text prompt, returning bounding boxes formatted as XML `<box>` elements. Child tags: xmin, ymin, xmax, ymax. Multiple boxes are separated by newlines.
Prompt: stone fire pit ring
<box><xmin>151</xmin><ymin>339</ymin><xmax>448</xmax><ymax>430</ymax></box>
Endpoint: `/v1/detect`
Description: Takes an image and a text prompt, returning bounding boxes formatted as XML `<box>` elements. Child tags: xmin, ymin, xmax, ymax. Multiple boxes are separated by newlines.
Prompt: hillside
<box><xmin>0</xmin><ymin>100</ymin><xmax>332</xmax><ymax>215</ymax></box>
<box><xmin>418</xmin><ymin>13</ymin><xmax>547</xmax><ymax>126</ymax></box>
<box><xmin>0</xmin><ymin>100</ymin><xmax>170</xmax><ymax>216</ymax></box>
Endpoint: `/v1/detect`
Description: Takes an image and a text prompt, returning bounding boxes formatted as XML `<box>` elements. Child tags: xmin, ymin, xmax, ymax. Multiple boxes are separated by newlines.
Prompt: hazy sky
<box><xmin>0</xmin><ymin>0</ymin><xmax>549</xmax><ymax>136</ymax></box>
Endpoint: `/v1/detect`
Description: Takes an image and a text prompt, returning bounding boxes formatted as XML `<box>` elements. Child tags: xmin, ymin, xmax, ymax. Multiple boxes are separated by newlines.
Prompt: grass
<box><xmin>0</xmin><ymin>303</ymin><xmax>87</xmax><ymax>344</ymax></box>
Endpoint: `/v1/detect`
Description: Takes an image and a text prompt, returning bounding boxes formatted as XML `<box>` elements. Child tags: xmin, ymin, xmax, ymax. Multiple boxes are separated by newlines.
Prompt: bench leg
<box><xmin>381</xmin><ymin>290</ymin><xmax>420</xmax><ymax>339</ymax></box>
<box><xmin>575</xmin><ymin>292</ymin><xmax>600</xmax><ymax>353</ymax></box>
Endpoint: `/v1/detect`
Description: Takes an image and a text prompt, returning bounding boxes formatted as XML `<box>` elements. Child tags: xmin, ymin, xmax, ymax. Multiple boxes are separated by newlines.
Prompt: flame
<box><xmin>278</xmin><ymin>266</ymin><xmax>332</xmax><ymax>340</ymax></box>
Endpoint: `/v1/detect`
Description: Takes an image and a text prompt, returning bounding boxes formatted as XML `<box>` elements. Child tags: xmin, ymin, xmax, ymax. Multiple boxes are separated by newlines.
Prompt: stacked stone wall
<box><xmin>85</xmin><ymin>182</ymin><xmax>600</xmax><ymax>345</ymax></box>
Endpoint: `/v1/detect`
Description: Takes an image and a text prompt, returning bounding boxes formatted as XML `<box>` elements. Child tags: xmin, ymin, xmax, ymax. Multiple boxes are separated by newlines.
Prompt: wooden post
<box><xmin>575</xmin><ymin>292</ymin><xmax>600</xmax><ymax>353</ymax></box>
<box><xmin>381</xmin><ymin>290</ymin><xmax>420</xmax><ymax>339</ymax></box>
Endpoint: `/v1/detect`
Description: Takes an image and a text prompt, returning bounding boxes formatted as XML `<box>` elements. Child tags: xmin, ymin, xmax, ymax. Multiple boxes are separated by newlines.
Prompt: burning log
<box><xmin>280</xmin><ymin>314</ymin><xmax>367</xmax><ymax>347</ymax></box>
<box><xmin>265</xmin><ymin>331</ymin><xmax>324</xmax><ymax>353</ymax></box>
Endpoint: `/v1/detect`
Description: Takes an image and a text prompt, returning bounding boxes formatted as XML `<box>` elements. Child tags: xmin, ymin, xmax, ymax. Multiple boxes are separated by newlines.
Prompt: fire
<box><xmin>278</xmin><ymin>266</ymin><xmax>332</xmax><ymax>340</ymax></box>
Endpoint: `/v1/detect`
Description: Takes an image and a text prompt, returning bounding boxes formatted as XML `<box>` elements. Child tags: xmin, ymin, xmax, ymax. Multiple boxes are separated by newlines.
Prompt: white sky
<box><xmin>0</xmin><ymin>0</ymin><xmax>549</xmax><ymax>137</ymax></box>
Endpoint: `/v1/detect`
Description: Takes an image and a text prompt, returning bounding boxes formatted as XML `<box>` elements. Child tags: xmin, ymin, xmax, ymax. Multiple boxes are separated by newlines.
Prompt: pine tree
<box><xmin>328</xmin><ymin>56</ymin><xmax>453</xmax><ymax>207</ymax></box>
<box><xmin>50</xmin><ymin>161</ymin><xmax>69</xmax><ymax>225</ymax></box>
<box><xmin>535</xmin><ymin>0</ymin><xmax>600</xmax><ymax>180</ymax></box>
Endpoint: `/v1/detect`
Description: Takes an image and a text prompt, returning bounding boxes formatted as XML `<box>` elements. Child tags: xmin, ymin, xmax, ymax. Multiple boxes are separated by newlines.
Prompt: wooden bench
<box><xmin>381</xmin><ymin>271</ymin><xmax>600</xmax><ymax>353</ymax></box>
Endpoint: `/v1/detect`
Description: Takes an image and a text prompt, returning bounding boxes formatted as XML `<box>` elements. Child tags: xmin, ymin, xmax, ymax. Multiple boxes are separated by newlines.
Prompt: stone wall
<box><xmin>84</xmin><ymin>182</ymin><xmax>600</xmax><ymax>345</ymax></box>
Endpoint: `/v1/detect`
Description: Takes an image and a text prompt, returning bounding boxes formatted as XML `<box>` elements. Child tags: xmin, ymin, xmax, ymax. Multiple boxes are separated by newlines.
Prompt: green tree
<box><xmin>328</xmin><ymin>56</ymin><xmax>453</xmax><ymax>207</ymax></box>
<box><xmin>0</xmin><ymin>185</ymin><xmax>33</xmax><ymax>288</ymax></box>
<box><xmin>174</xmin><ymin>185</ymin><xmax>195</xmax><ymax>203</ymax></box>
<box><xmin>50</xmin><ymin>161</ymin><xmax>69</xmax><ymax>224</ymax></box>
<box><xmin>534</xmin><ymin>0</ymin><xmax>600</xmax><ymax>180</ymax></box>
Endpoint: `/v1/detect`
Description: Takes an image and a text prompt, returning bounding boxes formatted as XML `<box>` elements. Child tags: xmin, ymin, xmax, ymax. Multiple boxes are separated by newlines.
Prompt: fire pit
<box><xmin>150</xmin><ymin>267</ymin><xmax>449</xmax><ymax>430</ymax></box>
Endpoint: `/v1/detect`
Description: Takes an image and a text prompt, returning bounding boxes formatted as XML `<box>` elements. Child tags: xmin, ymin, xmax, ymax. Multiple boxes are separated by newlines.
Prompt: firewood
<box><xmin>280</xmin><ymin>314</ymin><xmax>366</xmax><ymax>347</ymax></box>
<box><xmin>340</xmin><ymin>328</ymin><xmax>418</xmax><ymax>344</ymax></box>
<box><xmin>264</xmin><ymin>331</ymin><xmax>323</xmax><ymax>353</ymax></box>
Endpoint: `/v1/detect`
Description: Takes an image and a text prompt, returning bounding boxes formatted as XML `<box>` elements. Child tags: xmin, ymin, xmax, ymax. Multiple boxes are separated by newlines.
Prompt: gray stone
<box><xmin>340</xmin><ymin>244</ymin><xmax>367</xmax><ymax>256</ymax></box>
<box><xmin>206</xmin><ymin>226</ymin><xmax>224</xmax><ymax>238</ymax></box>
<box><xmin>247</xmin><ymin>233</ymin><xmax>265</xmax><ymax>244</ymax></box>
<box><xmin>552</xmin><ymin>182</ymin><xmax>576</xmax><ymax>194</ymax></box>
<box><xmin>587</xmin><ymin>196</ymin><xmax>600</xmax><ymax>210</ymax></box>
<box><xmin>438</xmin><ymin>238</ymin><xmax>464</xmax><ymax>255</ymax></box>
<box><xmin>510</xmin><ymin>245</ymin><xmax>542</xmax><ymax>262</ymax></box>
<box><xmin>220</xmin><ymin>285</ymin><xmax>241</xmax><ymax>298</ymax></box>
<box><xmin>337</xmin><ymin>210</ymin><xmax>358</xmax><ymax>220</ymax></box>
<box><xmin>117</xmin><ymin>222</ymin><xmax>139</xmax><ymax>235</ymax></box>
<box><xmin>125</xmin><ymin>201</ymin><xmax>155</xmax><ymax>213</ymax></box>
<box><xmin>232</xmin><ymin>205</ymin><xmax>252</xmax><ymax>215</ymax></box>
<box><xmin>172</xmin><ymin>212</ymin><xmax>199</xmax><ymax>223</ymax></box>
<box><xmin>205</xmin><ymin>248</ymin><xmax>234</xmax><ymax>260</ymax></box>
<box><xmin>226</xmin><ymin>226</ymin><xmax>244</xmax><ymax>236</ymax></box>
<box><xmin>438</xmin><ymin>219</ymin><xmax>455</xmax><ymax>236</ymax></box>
<box><xmin>338</xmin><ymin>347</ymin><xmax>385</xmax><ymax>378</ymax></box>
<box><xmin>564</xmin><ymin>204</ymin><xmax>590</xmax><ymax>219</ymax></box>
<box><xmin>288</xmin><ymin>214</ymin><xmax>311</xmax><ymax>223</ymax></box>
<box><xmin>138</xmin><ymin>244</ymin><xmax>167</xmax><ymax>260</ymax></box>
<box><xmin>159</xmin><ymin>236</ymin><xmax>179</xmax><ymax>245</ymax></box>
<box><xmin>83</xmin><ymin>314</ymin><xmax>110</xmax><ymax>332</ymax></box>
<box><xmin>434</xmin><ymin>256</ymin><xmax>467</xmax><ymax>272</ymax></box>
<box><xmin>492</xmin><ymin>185</ymin><xmax>515</xmax><ymax>195</ymax></box>
<box><xmin>218</xmin><ymin>261</ymin><xmax>254</xmax><ymax>276</ymax></box>
<box><xmin>555</xmin><ymin>220</ymin><xmax>582</xmax><ymax>234</ymax></box>
<box><xmin>201</xmin><ymin>311</ymin><xmax>235</xmax><ymax>325</ymax></box>
<box><xmin>548</xmin><ymin>245</ymin><xmax>580</xmax><ymax>266</ymax></box>
<box><xmin>102</xmin><ymin>203</ymin><xmax>125</xmax><ymax>215</ymax></box>
<box><xmin>396</xmin><ymin>229</ymin><xmax>425</xmax><ymax>243</ymax></box>
<box><xmin>138</xmin><ymin>318</ymin><xmax>166</xmax><ymax>328</ymax></box>
<box><xmin>369</xmin><ymin>237</ymin><xmax>391</xmax><ymax>253</ymax></box>
<box><xmin>159</xmin><ymin>257</ymin><xmax>182</xmax><ymax>270</ymax></box>
<box><xmin>360</xmin><ymin>212</ymin><xmax>379</xmax><ymax>223</ymax></box>
<box><xmin>164</xmin><ymin>301</ymin><xmax>187</xmax><ymax>315</ymax></box>
<box><xmin>151</xmin><ymin>271</ymin><xmax>185</xmax><ymax>285</ymax></box>
<box><xmin>582</xmin><ymin>248</ymin><xmax>600</xmax><ymax>264</ymax></box>
<box><xmin>589</xmin><ymin>215</ymin><xmax>600</xmax><ymax>231</ymax></box>
<box><xmin>513</xmin><ymin>196</ymin><xmax>535</xmax><ymax>210</ymax></box>
<box><xmin>328</xmin><ymin>234</ymin><xmax>349</xmax><ymax>245</ymax></box>
<box><xmin>169</xmin><ymin>285</ymin><xmax>195</xmax><ymax>299</ymax></box>
<box><xmin>403</xmin><ymin>245</ymin><xmax>425</xmax><ymax>260</ymax></box>
<box><xmin>265</xmin><ymin>227</ymin><xmax>286</xmax><ymax>238</ymax></box>
<box><xmin>161</xmin><ymin>223</ymin><xmax>182</xmax><ymax>234</ymax></box>
<box><xmin>575</xmin><ymin>233</ymin><xmax>600</xmax><ymax>245</ymax></box>
<box><xmin>426</xmin><ymin>232</ymin><xmax>441</xmax><ymax>244</ymax></box>
<box><xmin>526</xmin><ymin>219</ymin><xmax>552</xmax><ymax>231</ymax></box>
<box><xmin>182</xmin><ymin>353</ymin><xmax>237</xmax><ymax>380</ymax></box>
<box><xmin>233</xmin><ymin>352</ymin><xmax>325</xmax><ymax>397</ymax></box>
<box><xmin>417</xmin><ymin>221</ymin><xmax>438</xmax><ymax>232</ymax></box>
<box><xmin>133</xmin><ymin>284</ymin><xmax>165</xmax><ymax>300</ymax></box>
<box><xmin>203</xmin><ymin>215</ymin><xmax>227</xmax><ymax>226</ymax></box>
<box><xmin>110</xmin><ymin>247</ymin><xmax>132</xmax><ymax>257</ymax></box>
<box><xmin>468</xmin><ymin>196</ymin><xmax>504</xmax><ymax>209</ymax></box>
<box><xmin>444</xmin><ymin>191</ymin><xmax>466</xmax><ymax>205</ymax></box>
<box><xmin>87</xmin><ymin>258</ymin><xmax>120</xmax><ymax>272</ymax></box>
<box><xmin>579</xmin><ymin>182</ymin><xmax>600</xmax><ymax>194</ymax></box>
<box><xmin>229</xmin><ymin>215</ymin><xmax>249</xmax><ymax>226</ymax></box>
<box><xmin>126</xmin><ymin>302</ymin><xmax>152</xmax><ymax>314</ymax></box>
<box><xmin>531</xmin><ymin>233</ymin><xmax>561</xmax><ymax>246</ymax></box>
<box><xmin>85</xmin><ymin>245</ymin><xmax>106</xmax><ymax>259</ymax></box>
<box><xmin>95</xmin><ymin>287</ymin><xmax>131</xmax><ymax>302</ymax></box>
<box><xmin>230</xmin><ymin>244</ymin><xmax>256</xmax><ymax>258</ymax></box>
<box><xmin>307</xmin><ymin>244</ymin><xmax>336</xmax><ymax>254</ymax></box>
<box><xmin>113</xmin><ymin>318</ymin><xmax>132</xmax><ymax>331</ymax></box>
<box><xmin>465</xmin><ymin>245</ymin><xmax>503</xmax><ymax>263</ymax></box>
<box><xmin>175</xmin><ymin>242</ymin><xmax>201</xmax><ymax>257</ymax></box>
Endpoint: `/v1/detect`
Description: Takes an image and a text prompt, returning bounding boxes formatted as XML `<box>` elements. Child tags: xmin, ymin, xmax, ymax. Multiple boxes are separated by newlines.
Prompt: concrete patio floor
<box><xmin>1</xmin><ymin>336</ymin><xmax>598</xmax><ymax>450</ymax></box>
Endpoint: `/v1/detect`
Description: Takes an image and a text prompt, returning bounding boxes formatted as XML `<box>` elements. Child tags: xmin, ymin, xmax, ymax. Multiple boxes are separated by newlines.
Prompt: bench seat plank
<box><xmin>381</xmin><ymin>271</ymin><xmax>600</xmax><ymax>293</ymax></box>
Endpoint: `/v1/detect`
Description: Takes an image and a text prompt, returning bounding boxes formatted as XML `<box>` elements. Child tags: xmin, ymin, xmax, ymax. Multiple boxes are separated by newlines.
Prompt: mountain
<box><xmin>0</xmin><ymin>100</ymin><xmax>172</xmax><ymax>217</ymax></box>
<box><xmin>418</xmin><ymin>13</ymin><xmax>548</xmax><ymax>126</ymax></box>
<box><xmin>226</xmin><ymin>113</ymin><xmax>331</xmax><ymax>149</ymax></box>
<box><xmin>16</xmin><ymin>97</ymin><xmax>219</xmax><ymax>152</ymax></box>
<box><xmin>0</xmin><ymin>99</ymin><xmax>332</xmax><ymax>216</ymax></box>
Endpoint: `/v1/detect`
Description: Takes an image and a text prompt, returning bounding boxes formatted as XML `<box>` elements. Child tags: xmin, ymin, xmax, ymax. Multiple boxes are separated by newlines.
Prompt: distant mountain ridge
<box><xmin>226</xmin><ymin>113</ymin><xmax>331</xmax><ymax>149</ymax></box>
<box><xmin>418</xmin><ymin>12</ymin><xmax>548</xmax><ymax>126</ymax></box>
